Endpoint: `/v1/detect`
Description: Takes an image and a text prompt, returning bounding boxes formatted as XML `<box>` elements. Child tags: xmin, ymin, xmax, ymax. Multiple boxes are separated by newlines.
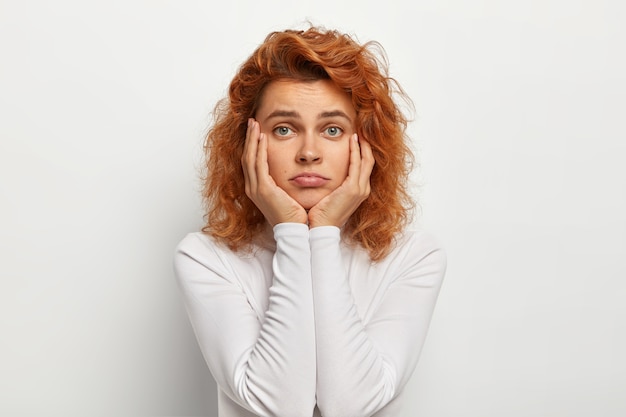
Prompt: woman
<box><xmin>174</xmin><ymin>25</ymin><xmax>446</xmax><ymax>417</ymax></box>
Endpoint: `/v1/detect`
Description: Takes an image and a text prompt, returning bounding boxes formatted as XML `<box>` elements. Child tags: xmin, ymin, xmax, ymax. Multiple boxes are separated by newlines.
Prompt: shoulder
<box><xmin>175</xmin><ymin>231</ymin><xmax>225</xmax><ymax>261</ymax></box>
<box><xmin>383</xmin><ymin>228</ymin><xmax>447</xmax><ymax>284</ymax></box>
<box><xmin>173</xmin><ymin>232</ymin><xmax>252</xmax><ymax>281</ymax></box>
<box><xmin>175</xmin><ymin>231</ymin><xmax>263</xmax><ymax>257</ymax></box>
<box><xmin>394</xmin><ymin>229</ymin><xmax>446</xmax><ymax>259</ymax></box>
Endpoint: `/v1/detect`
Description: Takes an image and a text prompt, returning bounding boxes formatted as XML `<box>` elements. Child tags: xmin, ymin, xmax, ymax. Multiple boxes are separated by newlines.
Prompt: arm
<box><xmin>174</xmin><ymin>224</ymin><xmax>316</xmax><ymax>417</ymax></box>
<box><xmin>311</xmin><ymin>227</ymin><xmax>446</xmax><ymax>417</ymax></box>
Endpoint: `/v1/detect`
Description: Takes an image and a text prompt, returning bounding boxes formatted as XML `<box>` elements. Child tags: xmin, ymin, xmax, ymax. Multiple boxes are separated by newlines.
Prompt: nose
<box><xmin>296</xmin><ymin>135</ymin><xmax>321</xmax><ymax>163</ymax></box>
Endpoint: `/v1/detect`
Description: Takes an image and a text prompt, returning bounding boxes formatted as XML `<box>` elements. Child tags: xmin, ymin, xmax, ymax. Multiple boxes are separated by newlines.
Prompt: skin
<box><xmin>241</xmin><ymin>79</ymin><xmax>375</xmax><ymax>228</ymax></box>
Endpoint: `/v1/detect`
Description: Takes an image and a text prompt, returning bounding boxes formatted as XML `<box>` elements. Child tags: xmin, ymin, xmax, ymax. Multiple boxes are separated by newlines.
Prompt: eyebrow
<box><xmin>319</xmin><ymin>110</ymin><xmax>353</xmax><ymax>122</ymax></box>
<box><xmin>265</xmin><ymin>109</ymin><xmax>353</xmax><ymax>122</ymax></box>
<box><xmin>266</xmin><ymin>110</ymin><xmax>300</xmax><ymax>119</ymax></box>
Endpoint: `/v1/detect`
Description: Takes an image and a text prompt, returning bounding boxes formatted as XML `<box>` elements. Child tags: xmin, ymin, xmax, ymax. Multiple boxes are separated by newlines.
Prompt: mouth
<box><xmin>290</xmin><ymin>173</ymin><xmax>330</xmax><ymax>187</ymax></box>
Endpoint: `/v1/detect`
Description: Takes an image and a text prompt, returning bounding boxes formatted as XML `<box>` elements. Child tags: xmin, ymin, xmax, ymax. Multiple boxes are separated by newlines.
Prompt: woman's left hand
<box><xmin>308</xmin><ymin>134</ymin><xmax>375</xmax><ymax>228</ymax></box>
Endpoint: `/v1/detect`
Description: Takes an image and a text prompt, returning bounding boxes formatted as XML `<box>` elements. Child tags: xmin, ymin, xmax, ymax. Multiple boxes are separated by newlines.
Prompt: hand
<box><xmin>241</xmin><ymin>118</ymin><xmax>308</xmax><ymax>226</ymax></box>
<box><xmin>308</xmin><ymin>134</ymin><xmax>375</xmax><ymax>228</ymax></box>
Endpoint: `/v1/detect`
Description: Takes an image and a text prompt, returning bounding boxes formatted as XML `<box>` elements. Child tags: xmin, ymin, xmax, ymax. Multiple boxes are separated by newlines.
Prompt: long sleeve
<box><xmin>173</xmin><ymin>224</ymin><xmax>316</xmax><ymax>417</ymax></box>
<box><xmin>310</xmin><ymin>226</ymin><xmax>446</xmax><ymax>417</ymax></box>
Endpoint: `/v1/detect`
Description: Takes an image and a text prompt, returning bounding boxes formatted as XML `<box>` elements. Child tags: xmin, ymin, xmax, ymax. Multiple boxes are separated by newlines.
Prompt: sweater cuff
<box><xmin>309</xmin><ymin>225</ymin><xmax>341</xmax><ymax>243</ymax></box>
<box><xmin>273</xmin><ymin>222</ymin><xmax>310</xmax><ymax>239</ymax></box>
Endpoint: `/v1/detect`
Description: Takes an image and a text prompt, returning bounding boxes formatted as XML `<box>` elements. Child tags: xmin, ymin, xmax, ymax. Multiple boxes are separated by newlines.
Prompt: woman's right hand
<box><xmin>242</xmin><ymin>118</ymin><xmax>308</xmax><ymax>227</ymax></box>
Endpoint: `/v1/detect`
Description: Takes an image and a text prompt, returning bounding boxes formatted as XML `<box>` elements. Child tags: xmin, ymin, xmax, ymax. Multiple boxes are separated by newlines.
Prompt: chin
<box><xmin>298</xmin><ymin>199</ymin><xmax>321</xmax><ymax>211</ymax></box>
<box><xmin>293</xmin><ymin>191</ymin><xmax>329</xmax><ymax>211</ymax></box>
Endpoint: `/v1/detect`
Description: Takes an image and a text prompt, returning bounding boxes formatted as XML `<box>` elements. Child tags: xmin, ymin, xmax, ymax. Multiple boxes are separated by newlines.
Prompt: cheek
<box><xmin>265</xmin><ymin>143</ymin><xmax>285</xmax><ymax>176</ymax></box>
<box><xmin>266</xmin><ymin>154</ymin><xmax>277</xmax><ymax>176</ymax></box>
<box><xmin>339</xmin><ymin>142</ymin><xmax>351</xmax><ymax>175</ymax></box>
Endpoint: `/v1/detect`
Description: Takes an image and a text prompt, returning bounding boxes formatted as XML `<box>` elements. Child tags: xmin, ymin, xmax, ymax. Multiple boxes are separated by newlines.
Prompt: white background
<box><xmin>1</xmin><ymin>0</ymin><xmax>625</xmax><ymax>416</ymax></box>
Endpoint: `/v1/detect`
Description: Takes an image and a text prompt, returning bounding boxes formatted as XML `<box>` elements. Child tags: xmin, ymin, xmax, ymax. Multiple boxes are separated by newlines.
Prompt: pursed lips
<box><xmin>289</xmin><ymin>173</ymin><xmax>330</xmax><ymax>187</ymax></box>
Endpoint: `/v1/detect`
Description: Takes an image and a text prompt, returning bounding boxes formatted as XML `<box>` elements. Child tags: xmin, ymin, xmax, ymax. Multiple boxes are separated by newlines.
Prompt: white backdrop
<box><xmin>1</xmin><ymin>1</ymin><xmax>625</xmax><ymax>416</ymax></box>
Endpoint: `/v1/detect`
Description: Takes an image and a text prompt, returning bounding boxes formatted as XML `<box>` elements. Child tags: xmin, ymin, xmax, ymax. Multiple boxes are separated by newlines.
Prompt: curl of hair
<box><xmin>201</xmin><ymin>25</ymin><xmax>415</xmax><ymax>261</ymax></box>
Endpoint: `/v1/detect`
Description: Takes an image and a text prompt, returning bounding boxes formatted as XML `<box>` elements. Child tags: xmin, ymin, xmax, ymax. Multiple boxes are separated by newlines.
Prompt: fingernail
<box><xmin>248</xmin><ymin>118</ymin><xmax>252</xmax><ymax>127</ymax></box>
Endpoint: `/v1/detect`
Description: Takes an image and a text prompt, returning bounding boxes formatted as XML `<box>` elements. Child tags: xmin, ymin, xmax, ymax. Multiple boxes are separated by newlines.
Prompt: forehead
<box><xmin>256</xmin><ymin>79</ymin><xmax>356</xmax><ymax>118</ymax></box>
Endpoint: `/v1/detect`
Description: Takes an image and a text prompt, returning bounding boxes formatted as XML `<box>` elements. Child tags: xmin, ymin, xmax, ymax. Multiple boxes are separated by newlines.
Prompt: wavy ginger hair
<box><xmin>202</xmin><ymin>26</ymin><xmax>415</xmax><ymax>261</ymax></box>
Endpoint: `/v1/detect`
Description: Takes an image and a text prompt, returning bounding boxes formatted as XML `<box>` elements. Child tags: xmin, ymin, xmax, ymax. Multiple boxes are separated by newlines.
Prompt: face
<box><xmin>255</xmin><ymin>79</ymin><xmax>357</xmax><ymax>210</ymax></box>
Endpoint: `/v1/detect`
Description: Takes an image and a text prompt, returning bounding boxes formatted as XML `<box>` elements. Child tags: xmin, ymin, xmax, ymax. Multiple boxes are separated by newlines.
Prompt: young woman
<box><xmin>174</xmin><ymin>25</ymin><xmax>446</xmax><ymax>417</ymax></box>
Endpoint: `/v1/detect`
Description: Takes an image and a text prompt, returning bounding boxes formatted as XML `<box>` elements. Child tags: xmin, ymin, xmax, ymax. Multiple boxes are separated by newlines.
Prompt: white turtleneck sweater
<box><xmin>174</xmin><ymin>223</ymin><xmax>446</xmax><ymax>417</ymax></box>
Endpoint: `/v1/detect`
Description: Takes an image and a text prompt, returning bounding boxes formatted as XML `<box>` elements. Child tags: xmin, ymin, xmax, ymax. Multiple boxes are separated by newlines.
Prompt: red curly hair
<box><xmin>201</xmin><ymin>25</ymin><xmax>415</xmax><ymax>261</ymax></box>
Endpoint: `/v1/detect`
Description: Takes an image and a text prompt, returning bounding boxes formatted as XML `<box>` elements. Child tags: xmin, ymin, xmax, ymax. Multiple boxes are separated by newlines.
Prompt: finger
<box><xmin>357</xmin><ymin>136</ymin><xmax>375</xmax><ymax>187</ymax></box>
<box><xmin>241</xmin><ymin>118</ymin><xmax>251</xmax><ymax>159</ymax></box>
<box><xmin>255</xmin><ymin>131</ymin><xmax>271</xmax><ymax>183</ymax></box>
<box><xmin>347</xmin><ymin>133</ymin><xmax>362</xmax><ymax>184</ymax></box>
<box><xmin>242</xmin><ymin>118</ymin><xmax>256</xmax><ymax>164</ymax></box>
<box><xmin>242</xmin><ymin>118</ymin><xmax>260</xmax><ymax>193</ymax></box>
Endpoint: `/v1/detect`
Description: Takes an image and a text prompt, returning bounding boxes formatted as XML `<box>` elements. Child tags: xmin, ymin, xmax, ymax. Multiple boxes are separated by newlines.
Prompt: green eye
<box><xmin>275</xmin><ymin>126</ymin><xmax>292</xmax><ymax>136</ymax></box>
<box><xmin>325</xmin><ymin>126</ymin><xmax>342</xmax><ymax>137</ymax></box>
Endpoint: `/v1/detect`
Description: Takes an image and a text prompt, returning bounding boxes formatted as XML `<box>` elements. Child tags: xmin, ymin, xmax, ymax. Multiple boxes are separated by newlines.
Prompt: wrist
<box><xmin>308</xmin><ymin>213</ymin><xmax>344</xmax><ymax>229</ymax></box>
